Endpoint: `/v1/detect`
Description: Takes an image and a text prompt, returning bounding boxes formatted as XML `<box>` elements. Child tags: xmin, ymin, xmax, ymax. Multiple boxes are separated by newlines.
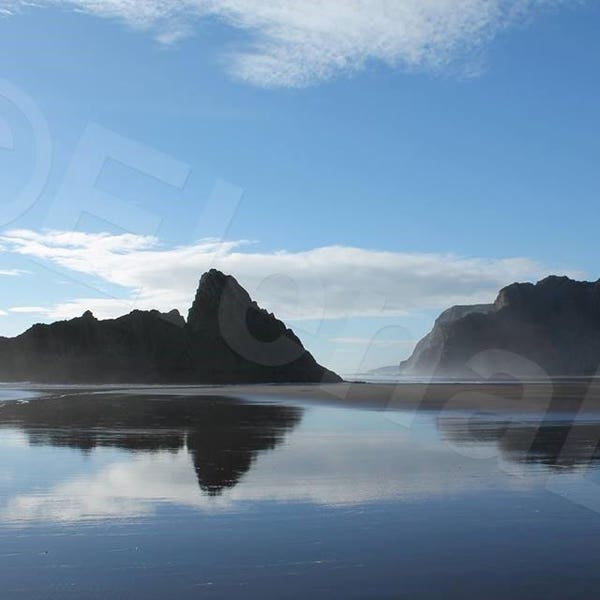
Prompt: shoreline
<box><xmin>2</xmin><ymin>379</ymin><xmax>600</xmax><ymax>415</ymax></box>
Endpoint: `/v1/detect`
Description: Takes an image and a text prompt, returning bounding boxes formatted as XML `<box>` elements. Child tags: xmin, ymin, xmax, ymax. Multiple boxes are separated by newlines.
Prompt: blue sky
<box><xmin>0</xmin><ymin>1</ymin><xmax>599</xmax><ymax>373</ymax></box>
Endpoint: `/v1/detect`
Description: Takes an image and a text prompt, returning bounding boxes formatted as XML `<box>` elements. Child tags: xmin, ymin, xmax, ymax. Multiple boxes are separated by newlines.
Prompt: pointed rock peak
<box><xmin>81</xmin><ymin>310</ymin><xmax>95</xmax><ymax>320</ymax></box>
<box><xmin>198</xmin><ymin>269</ymin><xmax>248</xmax><ymax>300</ymax></box>
<box><xmin>187</xmin><ymin>269</ymin><xmax>252</xmax><ymax>329</ymax></box>
<box><xmin>197</xmin><ymin>268</ymin><xmax>229</xmax><ymax>295</ymax></box>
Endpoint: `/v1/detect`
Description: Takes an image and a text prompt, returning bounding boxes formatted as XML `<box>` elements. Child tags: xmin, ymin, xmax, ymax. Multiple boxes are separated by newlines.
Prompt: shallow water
<box><xmin>0</xmin><ymin>388</ymin><xmax>40</xmax><ymax>403</ymax></box>
<box><xmin>1</xmin><ymin>388</ymin><xmax>600</xmax><ymax>598</ymax></box>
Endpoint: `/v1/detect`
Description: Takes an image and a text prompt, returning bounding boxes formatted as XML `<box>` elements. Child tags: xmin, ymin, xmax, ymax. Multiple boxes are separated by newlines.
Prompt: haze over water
<box><xmin>1</xmin><ymin>386</ymin><xmax>600</xmax><ymax>599</ymax></box>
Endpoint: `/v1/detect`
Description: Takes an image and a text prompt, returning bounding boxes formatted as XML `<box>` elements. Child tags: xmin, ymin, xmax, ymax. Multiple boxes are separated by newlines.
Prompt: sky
<box><xmin>0</xmin><ymin>0</ymin><xmax>599</xmax><ymax>374</ymax></box>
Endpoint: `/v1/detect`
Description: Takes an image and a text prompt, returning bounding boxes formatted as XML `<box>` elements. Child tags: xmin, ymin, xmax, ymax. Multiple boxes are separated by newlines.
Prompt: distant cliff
<box><xmin>399</xmin><ymin>276</ymin><xmax>600</xmax><ymax>378</ymax></box>
<box><xmin>0</xmin><ymin>269</ymin><xmax>341</xmax><ymax>384</ymax></box>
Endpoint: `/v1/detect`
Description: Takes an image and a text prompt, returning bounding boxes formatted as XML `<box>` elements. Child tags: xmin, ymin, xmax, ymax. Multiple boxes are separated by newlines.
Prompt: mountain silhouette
<box><xmin>400</xmin><ymin>276</ymin><xmax>600</xmax><ymax>378</ymax></box>
<box><xmin>0</xmin><ymin>269</ymin><xmax>341</xmax><ymax>384</ymax></box>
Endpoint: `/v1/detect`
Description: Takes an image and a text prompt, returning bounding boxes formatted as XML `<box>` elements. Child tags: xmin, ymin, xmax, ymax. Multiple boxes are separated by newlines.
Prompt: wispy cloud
<box><xmin>7</xmin><ymin>306</ymin><xmax>47</xmax><ymax>314</ymax></box>
<box><xmin>0</xmin><ymin>269</ymin><xmax>28</xmax><ymax>276</ymax></box>
<box><xmin>1</xmin><ymin>0</ymin><xmax>571</xmax><ymax>86</ymax></box>
<box><xmin>1</xmin><ymin>229</ymin><xmax>578</xmax><ymax>323</ymax></box>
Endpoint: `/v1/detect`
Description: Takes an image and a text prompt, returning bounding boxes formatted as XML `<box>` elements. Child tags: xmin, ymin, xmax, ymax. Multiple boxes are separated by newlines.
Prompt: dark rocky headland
<box><xmin>400</xmin><ymin>276</ymin><xmax>600</xmax><ymax>378</ymax></box>
<box><xmin>0</xmin><ymin>269</ymin><xmax>341</xmax><ymax>384</ymax></box>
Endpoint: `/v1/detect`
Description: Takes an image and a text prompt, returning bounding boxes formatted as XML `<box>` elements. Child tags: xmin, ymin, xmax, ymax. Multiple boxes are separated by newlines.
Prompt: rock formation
<box><xmin>0</xmin><ymin>269</ymin><xmax>341</xmax><ymax>384</ymax></box>
<box><xmin>399</xmin><ymin>276</ymin><xmax>600</xmax><ymax>378</ymax></box>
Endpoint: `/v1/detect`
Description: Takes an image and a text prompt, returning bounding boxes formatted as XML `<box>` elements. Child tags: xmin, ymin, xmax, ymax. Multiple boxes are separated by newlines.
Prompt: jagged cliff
<box><xmin>399</xmin><ymin>304</ymin><xmax>494</xmax><ymax>376</ymax></box>
<box><xmin>399</xmin><ymin>276</ymin><xmax>600</xmax><ymax>378</ymax></box>
<box><xmin>0</xmin><ymin>269</ymin><xmax>341</xmax><ymax>384</ymax></box>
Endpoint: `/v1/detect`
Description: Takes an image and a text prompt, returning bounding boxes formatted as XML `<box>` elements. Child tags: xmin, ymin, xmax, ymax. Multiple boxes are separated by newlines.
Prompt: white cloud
<box><xmin>0</xmin><ymin>269</ymin><xmax>27</xmax><ymax>276</ymax></box>
<box><xmin>0</xmin><ymin>229</ymin><xmax>578</xmax><ymax>323</ymax></box>
<box><xmin>7</xmin><ymin>306</ymin><xmax>47</xmax><ymax>314</ymax></box>
<box><xmin>1</xmin><ymin>0</ymin><xmax>570</xmax><ymax>86</ymax></box>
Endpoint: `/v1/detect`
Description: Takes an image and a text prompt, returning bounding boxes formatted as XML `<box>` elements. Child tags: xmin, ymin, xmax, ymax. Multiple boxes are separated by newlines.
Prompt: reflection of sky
<box><xmin>0</xmin><ymin>388</ymin><xmax>40</xmax><ymax>402</ymax></box>
<box><xmin>4</xmin><ymin>401</ymin><xmax>600</xmax><ymax>599</ymax></box>
<box><xmin>0</xmin><ymin>406</ymin><xmax>563</xmax><ymax>525</ymax></box>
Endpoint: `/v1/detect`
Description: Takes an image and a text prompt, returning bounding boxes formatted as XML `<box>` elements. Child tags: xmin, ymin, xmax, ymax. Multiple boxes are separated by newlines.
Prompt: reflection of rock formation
<box><xmin>0</xmin><ymin>394</ymin><xmax>302</xmax><ymax>495</ymax></box>
<box><xmin>439</xmin><ymin>414</ymin><xmax>600</xmax><ymax>470</ymax></box>
<box><xmin>184</xmin><ymin>403</ymin><xmax>299</xmax><ymax>496</ymax></box>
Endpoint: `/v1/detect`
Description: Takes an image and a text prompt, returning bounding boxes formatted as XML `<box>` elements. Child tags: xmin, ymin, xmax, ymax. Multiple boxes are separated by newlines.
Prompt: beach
<box><xmin>4</xmin><ymin>379</ymin><xmax>600</xmax><ymax>415</ymax></box>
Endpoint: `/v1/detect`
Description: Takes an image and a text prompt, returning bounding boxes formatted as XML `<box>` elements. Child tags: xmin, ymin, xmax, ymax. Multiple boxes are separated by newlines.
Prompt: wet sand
<box><xmin>4</xmin><ymin>381</ymin><xmax>600</xmax><ymax>598</ymax></box>
<box><xmin>10</xmin><ymin>379</ymin><xmax>600</xmax><ymax>415</ymax></box>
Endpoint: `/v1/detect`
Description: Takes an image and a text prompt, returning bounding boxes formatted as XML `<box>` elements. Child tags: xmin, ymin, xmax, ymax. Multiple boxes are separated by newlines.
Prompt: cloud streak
<box><xmin>0</xmin><ymin>269</ymin><xmax>27</xmax><ymax>276</ymax></box>
<box><xmin>1</xmin><ymin>229</ymin><xmax>578</xmax><ymax>323</ymax></box>
<box><xmin>1</xmin><ymin>0</ymin><xmax>570</xmax><ymax>86</ymax></box>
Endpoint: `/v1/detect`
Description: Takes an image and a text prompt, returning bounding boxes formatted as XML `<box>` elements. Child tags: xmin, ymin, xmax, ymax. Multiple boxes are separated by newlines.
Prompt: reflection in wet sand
<box><xmin>1</xmin><ymin>391</ymin><xmax>550</xmax><ymax>525</ymax></box>
<box><xmin>4</xmin><ymin>388</ymin><xmax>600</xmax><ymax>524</ymax></box>
<box><xmin>3</xmin><ymin>387</ymin><xmax>600</xmax><ymax>599</ymax></box>
<box><xmin>439</xmin><ymin>414</ymin><xmax>600</xmax><ymax>470</ymax></box>
<box><xmin>0</xmin><ymin>394</ymin><xmax>302</xmax><ymax>496</ymax></box>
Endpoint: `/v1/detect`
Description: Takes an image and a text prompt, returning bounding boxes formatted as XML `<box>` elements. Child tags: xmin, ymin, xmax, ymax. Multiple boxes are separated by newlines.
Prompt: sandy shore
<box><xmin>10</xmin><ymin>379</ymin><xmax>600</xmax><ymax>415</ymax></box>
